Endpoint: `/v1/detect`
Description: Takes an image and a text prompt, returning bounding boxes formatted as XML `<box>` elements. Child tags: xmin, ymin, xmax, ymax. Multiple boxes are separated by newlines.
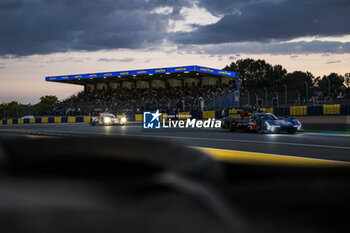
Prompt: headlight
<box><xmin>121</xmin><ymin>117</ymin><xmax>127</xmax><ymax>123</ymax></box>
<box><xmin>265</xmin><ymin>121</ymin><xmax>273</xmax><ymax>131</ymax></box>
<box><xmin>297</xmin><ymin>123</ymin><xmax>302</xmax><ymax>131</ymax></box>
<box><xmin>104</xmin><ymin>117</ymin><xmax>111</xmax><ymax>123</ymax></box>
<box><xmin>293</xmin><ymin>120</ymin><xmax>302</xmax><ymax>130</ymax></box>
<box><xmin>266</xmin><ymin>121</ymin><xmax>279</xmax><ymax>132</ymax></box>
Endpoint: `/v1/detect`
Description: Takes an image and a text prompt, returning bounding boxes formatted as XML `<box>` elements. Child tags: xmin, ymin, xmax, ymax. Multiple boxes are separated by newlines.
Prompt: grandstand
<box><xmin>46</xmin><ymin>65</ymin><xmax>239</xmax><ymax>115</ymax></box>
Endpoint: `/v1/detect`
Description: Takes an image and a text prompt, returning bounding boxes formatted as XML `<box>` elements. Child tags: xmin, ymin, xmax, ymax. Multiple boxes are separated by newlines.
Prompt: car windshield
<box><xmin>256</xmin><ymin>113</ymin><xmax>278</xmax><ymax>120</ymax></box>
<box><xmin>103</xmin><ymin>114</ymin><xmax>116</xmax><ymax>118</ymax></box>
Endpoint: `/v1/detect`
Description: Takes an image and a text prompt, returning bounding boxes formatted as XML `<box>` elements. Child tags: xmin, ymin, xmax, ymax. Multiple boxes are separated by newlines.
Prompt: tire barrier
<box><xmin>177</xmin><ymin>112</ymin><xmax>191</xmax><ymax>120</ymax></box>
<box><xmin>323</xmin><ymin>104</ymin><xmax>340</xmax><ymax>115</ymax></box>
<box><xmin>290</xmin><ymin>106</ymin><xmax>307</xmax><ymax>116</ymax></box>
<box><xmin>135</xmin><ymin>114</ymin><xmax>143</xmax><ymax>121</ymax></box>
<box><xmin>203</xmin><ymin>111</ymin><xmax>216</xmax><ymax>119</ymax></box>
<box><xmin>273</xmin><ymin>106</ymin><xmax>290</xmax><ymax>117</ymax></box>
<box><xmin>1</xmin><ymin>104</ymin><xmax>350</xmax><ymax>125</ymax></box>
<box><xmin>1</xmin><ymin>116</ymin><xmax>90</xmax><ymax>125</ymax></box>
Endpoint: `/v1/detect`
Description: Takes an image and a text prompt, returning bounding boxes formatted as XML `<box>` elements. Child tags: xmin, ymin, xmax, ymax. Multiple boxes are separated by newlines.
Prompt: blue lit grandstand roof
<box><xmin>45</xmin><ymin>65</ymin><xmax>236</xmax><ymax>84</ymax></box>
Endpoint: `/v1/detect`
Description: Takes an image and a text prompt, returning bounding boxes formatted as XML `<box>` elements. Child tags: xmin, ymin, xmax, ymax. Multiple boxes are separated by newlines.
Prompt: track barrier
<box><xmin>1</xmin><ymin>104</ymin><xmax>350</xmax><ymax>125</ymax></box>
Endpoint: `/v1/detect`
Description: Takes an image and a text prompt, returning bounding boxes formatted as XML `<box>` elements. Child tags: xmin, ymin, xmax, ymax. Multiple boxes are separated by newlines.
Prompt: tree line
<box><xmin>224</xmin><ymin>58</ymin><xmax>350</xmax><ymax>99</ymax></box>
<box><xmin>0</xmin><ymin>95</ymin><xmax>58</xmax><ymax>119</ymax></box>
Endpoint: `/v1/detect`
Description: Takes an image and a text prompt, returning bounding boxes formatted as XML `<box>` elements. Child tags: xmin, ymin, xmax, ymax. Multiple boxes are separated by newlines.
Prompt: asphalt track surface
<box><xmin>1</xmin><ymin>123</ymin><xmax>350</xmax><ymax>164</ymax></box>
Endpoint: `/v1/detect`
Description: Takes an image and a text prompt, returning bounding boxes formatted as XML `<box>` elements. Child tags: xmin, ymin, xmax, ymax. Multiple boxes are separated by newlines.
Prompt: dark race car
<box><xmin>221</xmin><ymin>112</ymin><xmax>302</xmax><ymax>134</ymax></box>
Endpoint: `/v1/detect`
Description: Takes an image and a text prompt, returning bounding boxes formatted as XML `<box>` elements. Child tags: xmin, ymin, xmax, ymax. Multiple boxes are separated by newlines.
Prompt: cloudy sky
<box><xmin>0</xmin><ymin>0</ymin><xmax>349</xmax><ymax>103</ymax></box>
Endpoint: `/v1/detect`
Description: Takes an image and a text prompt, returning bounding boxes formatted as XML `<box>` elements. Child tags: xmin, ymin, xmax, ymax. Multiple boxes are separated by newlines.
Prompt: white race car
<box><xmin>90</xmin><ymin>113</ymin><xmax>127</xmax><ymax>126</ymax></box>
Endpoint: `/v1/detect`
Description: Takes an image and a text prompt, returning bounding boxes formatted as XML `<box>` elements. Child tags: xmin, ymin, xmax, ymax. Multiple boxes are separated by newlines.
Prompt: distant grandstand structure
<box><xmin>46</xmin><ymin>65</ymin><xmax>239</xmax><ymax>115</ymax></box>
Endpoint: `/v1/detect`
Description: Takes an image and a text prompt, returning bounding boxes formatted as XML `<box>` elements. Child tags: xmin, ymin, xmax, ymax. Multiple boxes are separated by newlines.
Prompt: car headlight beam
<box><xmin>104</xmin><ymin>117</ymin><xmax>111</xmax><ymax>123</ymax></box>
<box><xmin>121</xmin><ymin>117</ymin><xmax>127</xmax><ymax>123</ymax></box>
<box><xmin>266</xmin><ymin>121</ymin><xmax>280</xmax><ymax>133</ymax></box>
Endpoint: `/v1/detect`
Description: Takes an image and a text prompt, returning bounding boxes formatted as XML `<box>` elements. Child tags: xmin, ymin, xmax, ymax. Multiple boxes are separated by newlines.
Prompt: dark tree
<box><xmin>283</xmin><ymin>71</ymin><xmax>315</xmax><ymax>98</ymax></box>
<box><xmin>316</xmin><ymin>73</ymin><xmax>346</xmax><ymax>97</ymax></box>
<box><xmin>0</xmin><ymin>101</ymin><xmax>22</xmax><ymax>118</ymax></box>
<box><xmin>224</xmin><ymin>58</ymin><xmax>287</xmax><ymax>91</ymax></box>
<box><xmin>35</xmin><ymin>95</ymin><xmax>59</xmax><ymax>115</ymax></box>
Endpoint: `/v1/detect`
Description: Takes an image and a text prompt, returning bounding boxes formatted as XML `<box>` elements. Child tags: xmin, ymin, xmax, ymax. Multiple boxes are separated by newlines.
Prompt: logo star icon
<box><xmin>151</xmin><ymin>110</ymin><xmax>161</xmax><ymax>122</ymax></box>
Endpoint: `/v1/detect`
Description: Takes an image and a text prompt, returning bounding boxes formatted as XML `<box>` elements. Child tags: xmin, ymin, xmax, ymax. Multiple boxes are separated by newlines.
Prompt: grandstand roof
<box><xmin>45</xmin><ymin>65</ymin><xmax>237</xmax><ymax>85</ymax></box>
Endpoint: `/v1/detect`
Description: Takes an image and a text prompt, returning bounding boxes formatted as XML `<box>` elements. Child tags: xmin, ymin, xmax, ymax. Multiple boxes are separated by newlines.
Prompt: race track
<box><xmin>1</xmin><ymin>123</ymin><xmax>350</xmax><ymax>164</ymax></box>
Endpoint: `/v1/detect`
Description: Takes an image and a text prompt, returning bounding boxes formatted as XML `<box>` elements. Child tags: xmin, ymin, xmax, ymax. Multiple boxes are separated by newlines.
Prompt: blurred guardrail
<box><xmin>1</xmin><ymin>104</ymin><xmax>350</xmax><ymax>125</ymax></box>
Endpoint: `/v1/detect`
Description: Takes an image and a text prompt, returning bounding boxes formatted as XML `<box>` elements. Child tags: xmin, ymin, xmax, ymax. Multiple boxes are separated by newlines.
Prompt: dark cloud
<box><xmin>0</xmin><ymin>0</ymin><xmax>191</xmax><ymax>56</ymax></box>
<box><xmin>193</xmin><ymin>0</ymin><xmax>246</xmax><ymax>16</ymax></box>
<box><xmin>179</xmin><ymin>40</ymin><xmax>350</xmax><ymax>55</ymax></box>
<box><xmin>175</xmin><ymin>0</ymin><xmax>350</xmax><ymax>44</ymax></box>
<box><xmin>0</xmin><ymin>0</ymin><xmax>22</xmax><ymax>9</ymax></box>
<box><xmin>326</xmin><ymin>60</ymin><xmax>341</xmax><ymax>64</ymax></box>
<box><xmin>45</xmin><ymin>57</ymin><xmax>90</xmax><ymax>63</ymax></box>
<box><xmin>98</xmin><ymin>58</ymin><xmax>135</xmax><ymax>62</ymax></box>
<box><xmin>1</xmin><ymin>0</ymin><xmax>349</xmax><ymax>57</ymax></box>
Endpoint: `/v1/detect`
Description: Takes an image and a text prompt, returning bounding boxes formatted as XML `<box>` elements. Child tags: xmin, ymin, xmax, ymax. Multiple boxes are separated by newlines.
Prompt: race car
<box><xmin>221</xmin><ymin>112</ymin><xmax>302</xmax><ymax>134</ymax></box>
<box><xmin>90</xmin><ymin>113</ymin><xmax>127</xmax><ymax>126</ymax></box>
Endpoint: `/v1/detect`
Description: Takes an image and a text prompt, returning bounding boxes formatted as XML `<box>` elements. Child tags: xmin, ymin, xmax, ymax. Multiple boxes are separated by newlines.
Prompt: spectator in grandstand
<box><xmin>54</xmin><ymin>84</ymin><xmax>233</xmax><ymax>115</ymax></box>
